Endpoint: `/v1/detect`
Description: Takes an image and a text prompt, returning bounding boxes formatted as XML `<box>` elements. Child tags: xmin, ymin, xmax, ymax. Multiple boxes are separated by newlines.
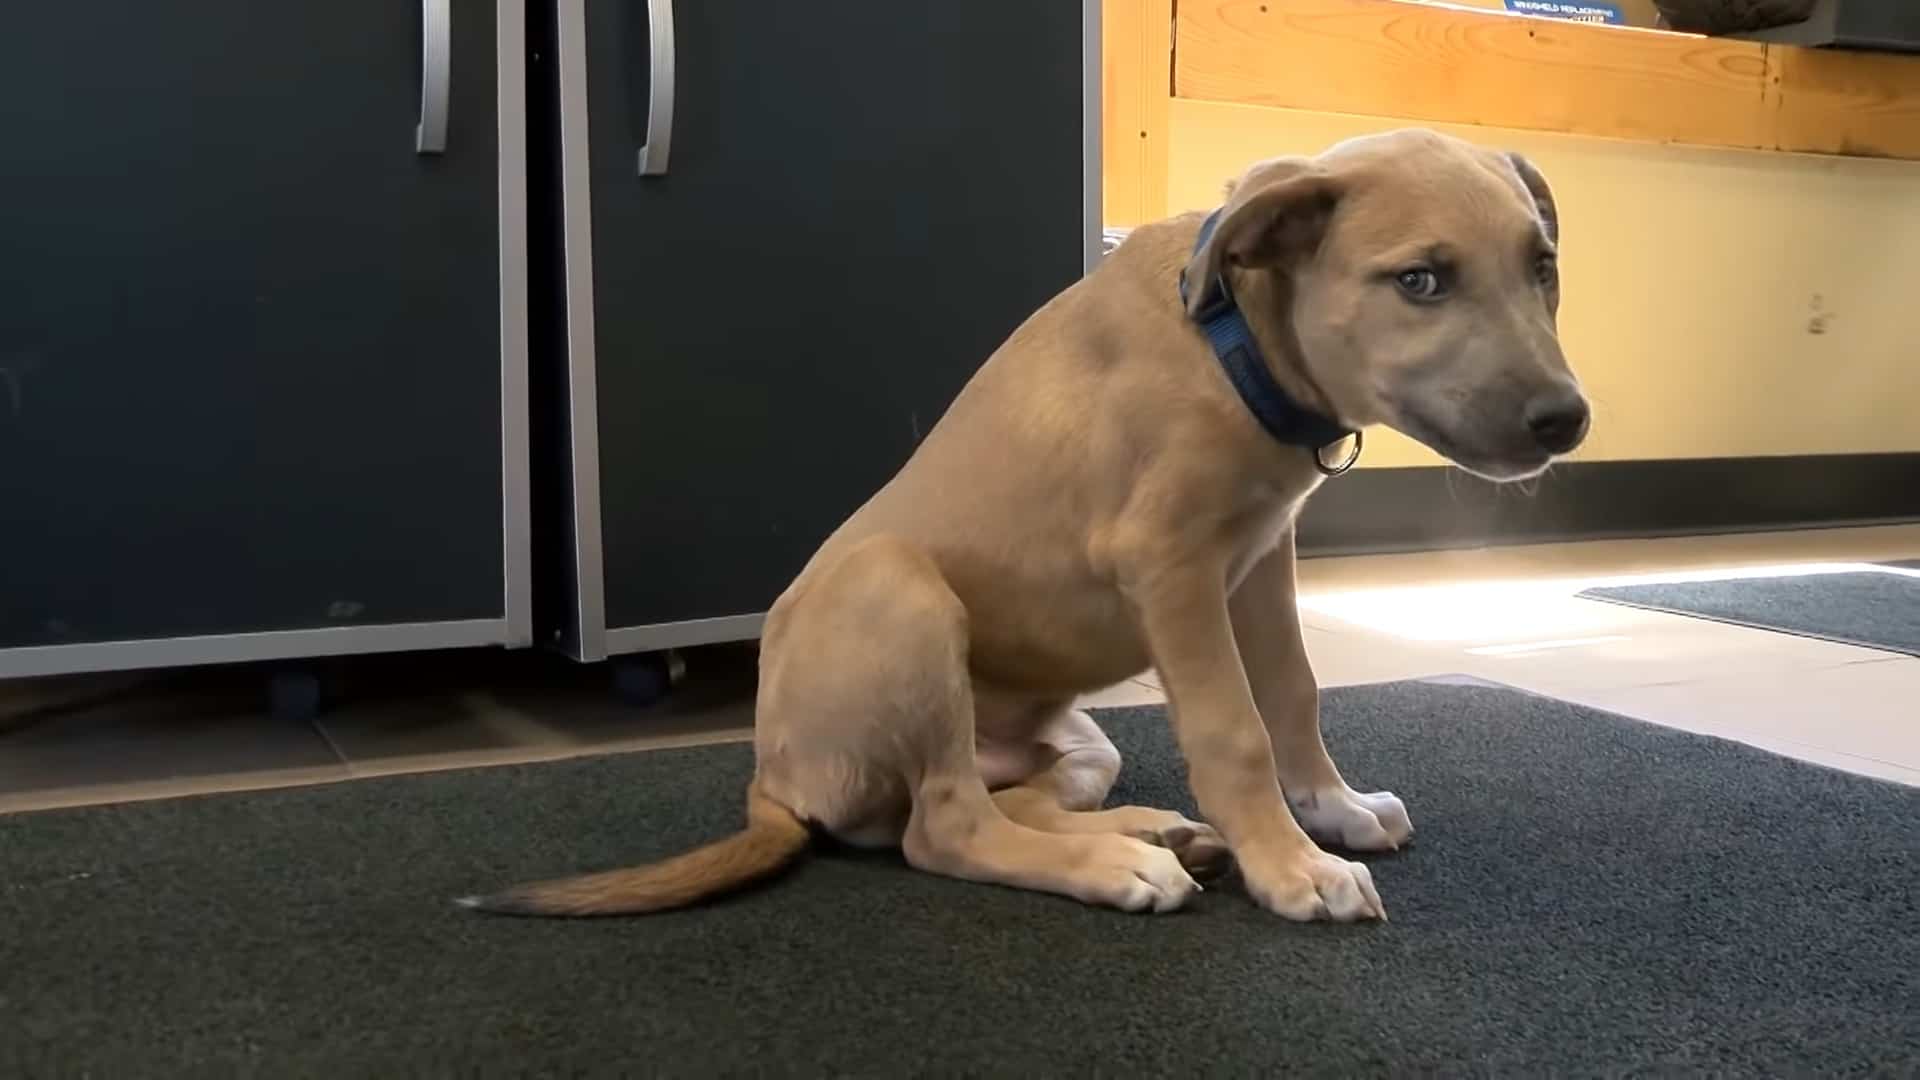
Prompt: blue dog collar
<box><xmin>1178</xmin><ymin>208</ymin><xmax>1361</xmax><ymax>475</ymax></box>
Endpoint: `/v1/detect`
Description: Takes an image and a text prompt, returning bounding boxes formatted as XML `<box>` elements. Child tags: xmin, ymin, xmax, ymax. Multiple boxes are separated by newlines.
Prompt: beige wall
<box><xmin>1163</xmin><ymin>100</ymin><xmax>1920</xmax><ymax>467</ymax></box>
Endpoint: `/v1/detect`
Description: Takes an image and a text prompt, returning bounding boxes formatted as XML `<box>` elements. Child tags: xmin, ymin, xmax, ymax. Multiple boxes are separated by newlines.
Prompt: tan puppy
<box><xmin>464</xmin><ymin>128</ymin><xmax>1590</xmax><ymax>922</ymax></box>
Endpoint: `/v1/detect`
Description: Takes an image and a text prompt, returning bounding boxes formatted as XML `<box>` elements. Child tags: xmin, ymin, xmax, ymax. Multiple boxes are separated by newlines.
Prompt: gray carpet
<box><xmin>3</xmin><ymin>680</ymin><xmax>1916</xmax><ymax>1076</ymax></box>
<box><xmin>1581</xmin><ymin>567</ymin><xmax>1920</xmax><ymax>656</ymax></box>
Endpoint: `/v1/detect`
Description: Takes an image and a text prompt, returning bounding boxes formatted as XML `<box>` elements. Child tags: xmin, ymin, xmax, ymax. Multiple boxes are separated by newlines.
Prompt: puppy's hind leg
<box><xmin>781</xmin><ymin>536</ymin><xmax>1201</xmax><ymax>914</ymax></box>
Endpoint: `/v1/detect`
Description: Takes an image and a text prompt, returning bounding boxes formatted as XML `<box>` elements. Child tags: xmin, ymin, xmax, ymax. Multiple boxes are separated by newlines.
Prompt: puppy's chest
<box><xmin>1223</xmin><ymin>493</ymin><xmax>1309</xmax><ymax>591</ymax></box>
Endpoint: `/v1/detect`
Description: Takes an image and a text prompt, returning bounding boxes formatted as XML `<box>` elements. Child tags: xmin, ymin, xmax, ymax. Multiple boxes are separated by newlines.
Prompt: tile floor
<box><xmin>3</xmin><ymin>523</ymin><xmax>1917</xmax><ymax>815</ymax></box>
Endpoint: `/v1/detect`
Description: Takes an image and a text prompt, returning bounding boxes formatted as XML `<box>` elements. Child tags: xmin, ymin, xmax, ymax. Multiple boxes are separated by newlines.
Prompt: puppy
<box><xmin>464</xmin><ymin>128</ymin><xmax>1589</xmax><ymax>922</ymax></box>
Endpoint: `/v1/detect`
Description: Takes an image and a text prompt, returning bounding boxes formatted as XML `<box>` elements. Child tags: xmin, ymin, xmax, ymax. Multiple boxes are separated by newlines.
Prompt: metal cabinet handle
<box><xmin>416</xmin><ymin>0</ymin><xmax>451</xmax><ymax>154</ymax></box>
<box><xmin>636</xmin><ymin>0</ymin><xmax>675</xmax><ymax>176</ymax></box>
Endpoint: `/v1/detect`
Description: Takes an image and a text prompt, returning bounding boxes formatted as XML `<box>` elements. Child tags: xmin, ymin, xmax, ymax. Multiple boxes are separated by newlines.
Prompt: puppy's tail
<box><xmin>456</xmin><ymin>783</ymin><xmax>810</xmax><ymax>917</ymax></box>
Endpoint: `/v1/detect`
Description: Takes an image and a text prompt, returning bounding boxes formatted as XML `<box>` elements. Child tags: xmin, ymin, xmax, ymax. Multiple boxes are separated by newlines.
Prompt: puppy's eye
<box><xmin>1535</xmin><ymin>254</ymin><xmax>1559</xmax><ymax>289</ymax></box>
<box><xmin>1394</xmin><ymin>267</ymin><xmax>1445</xmax><ymax>302</ymax></box>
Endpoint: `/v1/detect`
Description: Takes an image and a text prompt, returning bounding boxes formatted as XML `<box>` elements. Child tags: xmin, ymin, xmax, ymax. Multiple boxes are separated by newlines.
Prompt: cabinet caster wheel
<box><xmin>269</xmin><ymin>669</ymin><xmax>325</xmax><ymax>724</ymax></box>
<box><xmin>612</xmin><ymin>651</ymin><xmax>684</xmax><ymax>707</ymax></box>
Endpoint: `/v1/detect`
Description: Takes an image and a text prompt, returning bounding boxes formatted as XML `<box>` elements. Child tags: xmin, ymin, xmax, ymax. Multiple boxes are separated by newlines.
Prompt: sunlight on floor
<box><xmin>1299</xmin><ymin>561</ymin><xmax>1917</xmax><ymax>644</ymax></box>
<box><xmin>1463</xmin><ymin>635</ymin><xmax>1631</xmax><ymax>656</ymax></box>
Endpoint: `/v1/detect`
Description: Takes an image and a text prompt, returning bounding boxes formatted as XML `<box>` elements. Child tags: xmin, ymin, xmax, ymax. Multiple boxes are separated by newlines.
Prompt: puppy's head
<box><xmin>1185</xmin><ymin>129</ymin><xmax>1588</xmax><ymax>480</ymax></box>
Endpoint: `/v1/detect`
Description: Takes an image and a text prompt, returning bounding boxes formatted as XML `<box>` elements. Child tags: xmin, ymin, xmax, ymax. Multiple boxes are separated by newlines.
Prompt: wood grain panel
<box><xmin>1173</xmin><ymin>0</ymin><xmax>1920</xmax><ymax>161</ymax></box>
<box><xmin>1768</xmin><ymin>47</ymin><xmax>1920</xmax><ymax>160</ymax></box>
<box><xmin>1176</xmin><ymin>0</ymin><xmax>1772</xmax><ymax>151</ymax></box>
<box><xmin>1101</xmin><ymin>0</ymin><xmax>1173</xmax><ymax>225</ymax></box>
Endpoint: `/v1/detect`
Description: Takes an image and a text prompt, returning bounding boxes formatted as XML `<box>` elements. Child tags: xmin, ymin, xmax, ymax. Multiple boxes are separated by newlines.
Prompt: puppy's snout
<box><xmin>1524</xmin><ymin>391</ymin><xmax>1590</xmax><ymax>455</ymax></box>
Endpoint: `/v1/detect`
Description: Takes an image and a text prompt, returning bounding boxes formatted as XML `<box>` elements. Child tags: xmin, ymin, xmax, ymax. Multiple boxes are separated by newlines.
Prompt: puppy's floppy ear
<box><xmin>1183</xmin><ymin>160</ymin><xmax>1341</xmax><ymax>318</ymax></box>
<box><xmin>1506</xmin><ymin>152</ymin><xmax>1558</xmax><ymax>246</ymax></box>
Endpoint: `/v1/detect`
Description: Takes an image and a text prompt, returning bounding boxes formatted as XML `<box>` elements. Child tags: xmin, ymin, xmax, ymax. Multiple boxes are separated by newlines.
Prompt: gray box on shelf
<box><xmin>1731</xmin><ymin>0</ymin><xmax>1920</xmax><ymax>52</ymax></box>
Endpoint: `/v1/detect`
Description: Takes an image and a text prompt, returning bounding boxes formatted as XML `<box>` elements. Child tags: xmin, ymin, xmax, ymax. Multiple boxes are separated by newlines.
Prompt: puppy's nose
<box><xmin>1525</xmin><ymin>393</ymin><xmax>1590</xmax><ymax>454</ymax></box>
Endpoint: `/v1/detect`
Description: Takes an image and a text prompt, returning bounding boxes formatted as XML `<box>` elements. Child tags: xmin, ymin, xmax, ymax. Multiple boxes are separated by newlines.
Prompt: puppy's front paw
<box><xmin>1241</xmin><ymin>847</ymin><xmax>1385</xmax><ymax>923</ymax></box>
<box><xmin>1289</xmin><ymin>787</ymin><xmax>1412</xmax><ymax>852</ymax></box>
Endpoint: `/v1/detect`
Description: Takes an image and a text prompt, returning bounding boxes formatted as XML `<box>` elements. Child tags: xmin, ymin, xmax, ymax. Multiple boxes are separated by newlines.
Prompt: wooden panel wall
<box><xmin>1101</xmin><ymin>0</ymin><xmax>1173</xmax><ymax>226</ymax></box>
<box><xmin>1770</xmin><ymin>47</ymin><xmax>1920</xmax><ymax>160</ymax></box>
<box><xmin>1174</xmin><ymin>0</ymin><xmax>1920</xmax><ymax>161</ymax></box>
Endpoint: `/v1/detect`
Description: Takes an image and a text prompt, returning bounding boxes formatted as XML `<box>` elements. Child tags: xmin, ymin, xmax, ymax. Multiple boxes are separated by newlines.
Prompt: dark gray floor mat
<box><xmin>3</xmin><ymin>680</ymin><xmax>1915</xmax><ymax>1075</ymax></box>
<box><xmin>1581</xmin><ymin>568</ymin><xmax>1920</xmax><ymax>656</ymax></box>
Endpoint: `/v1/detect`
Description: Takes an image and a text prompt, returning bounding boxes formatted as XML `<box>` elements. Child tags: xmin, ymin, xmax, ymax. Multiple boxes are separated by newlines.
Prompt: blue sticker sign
<box><xmin>1504</xmin><ymin>0</ymin><xmax>1626</xmax><ymax>23</ymax></box>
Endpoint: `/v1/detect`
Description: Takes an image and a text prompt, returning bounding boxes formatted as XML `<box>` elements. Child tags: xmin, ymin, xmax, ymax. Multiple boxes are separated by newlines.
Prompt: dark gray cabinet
<box><xmin>539</xmin><ymin>0</ymin><xmax>1099</xmax><ymax>660</ymax></box>
<box><xmin>0</xmin><ymin>1</ymin><xmax>530</xmax><ymax>677</ymax></box>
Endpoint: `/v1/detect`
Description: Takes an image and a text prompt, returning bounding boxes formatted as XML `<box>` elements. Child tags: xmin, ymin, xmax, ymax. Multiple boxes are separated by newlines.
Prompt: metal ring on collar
<box><xmin>1315</xmin><ymin>431</ymin><xmax>1363</xmax><ymax>476</ymax></box>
